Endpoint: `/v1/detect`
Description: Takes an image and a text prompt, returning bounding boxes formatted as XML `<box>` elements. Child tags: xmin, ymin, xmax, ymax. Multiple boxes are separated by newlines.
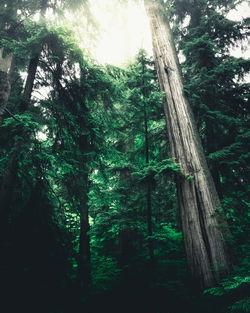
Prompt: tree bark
<box><xmin>0</xmin><ymin>48</ymin><xmax>13</xmax><ymax>124</ymax></box>
<box><xmin>145</xmin><ymin>1</ymin><xmax>231</xmax><ymax>289</ymax></box>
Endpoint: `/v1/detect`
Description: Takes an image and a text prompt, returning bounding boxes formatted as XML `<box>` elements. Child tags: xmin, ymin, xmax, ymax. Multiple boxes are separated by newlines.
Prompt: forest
<box><xmin>0</xmin><ymin>0</ymin><xmax>249</xmax><ymax>312</ymax></box>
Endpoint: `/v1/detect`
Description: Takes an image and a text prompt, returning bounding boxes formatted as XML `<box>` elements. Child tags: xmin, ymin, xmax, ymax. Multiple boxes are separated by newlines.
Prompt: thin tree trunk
<box><xmin>0</xmin><ymin>149</ymin><xmax>18</xmax><ymax>241</ymax></box>
<box><xmin>23</xmin><ymin>55</ymin><xmax>40</xmax><ymax>101</ymax></box>
<box><xmin>145</xmin><ymin>1</ymin><xmax>231</xmax><ymax>289</ymax></box>
<box><xmin>0</xmin><ymin>48</ymin><xmax>13</xmax><ymax>124</ymax></box>
<box><xmin>140</xmin><ymin>52</ymin><xmax>154</xmax><ymax>262</ymax></box>
<box><xmin>0</xmin><ymin>0</ymin><xmax>47</xmax><ymax>216</ymax></box>
<box><xmin>118</xmin><ymin>166</ymin><xmax>134</xmax><ymax>266</ymax></box>
<box><xmin>78</xmin><ymin>199</ymin><xmax>91</xmax><ymax>288</ymax></box>
<box><xmin>22</xmin><ymin>0</ymin><xmax>48</xmax><ymax>103</ymax></box>
<box><xmin>0</xmin><ymin>47</ymin><xmax>40</xmax><ymax>240</ymax></box>
<box><xmin>143</xmin><ymin>81</ymin><xmax>154</xmax><ymax>263</ymax></box>
<box><xmin>66</xmin><ymin>172</ymin><xmax>92</xmax><ymax>288</ymax></box>
<box><xmin>117</xmin><ymin>139</ymin><xmax>138</xmax><ymax>266</ymax></box>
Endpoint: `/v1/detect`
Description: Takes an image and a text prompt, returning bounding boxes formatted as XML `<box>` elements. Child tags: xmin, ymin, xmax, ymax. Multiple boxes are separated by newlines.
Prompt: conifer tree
<box><xmin>144</xmin><ymin>0</ymin><xmax>232</xmax><ymax>289</ymax></box>
<box><xmin>172</xmin><ymin>0</ymin><xmax>250</xmax><ymax>209</ymax></box>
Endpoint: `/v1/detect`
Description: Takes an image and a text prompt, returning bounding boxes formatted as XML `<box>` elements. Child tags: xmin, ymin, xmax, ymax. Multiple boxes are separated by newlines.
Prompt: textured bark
<box><xmin>145</xmin><ymin>1</ymin><xmax>231</xmax><ymax>289</ymax></box>
<box><xmin>0</xmin><ymin>48</ymin><xmax>13</xmax><ymax>124</ymax></box>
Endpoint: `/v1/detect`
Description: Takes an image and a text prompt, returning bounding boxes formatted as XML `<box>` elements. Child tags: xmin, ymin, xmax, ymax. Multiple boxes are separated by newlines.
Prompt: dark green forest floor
<box><xmin>2</xmin><ymin>257</ymin><xmax>246</xmax><ymax>313</ymax></box>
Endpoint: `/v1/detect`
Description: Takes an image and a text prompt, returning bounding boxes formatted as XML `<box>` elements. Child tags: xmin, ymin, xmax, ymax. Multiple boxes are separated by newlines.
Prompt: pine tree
<box><xmin>144</xmin><ymin>0</ymin><xmax>232</xmax><ymax>289</ymax></box>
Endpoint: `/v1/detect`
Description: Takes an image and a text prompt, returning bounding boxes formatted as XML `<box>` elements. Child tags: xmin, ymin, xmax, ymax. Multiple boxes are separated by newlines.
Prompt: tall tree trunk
<box><xmin>0</xmin><ymin>149</ymin><xmax>18</xmax><ymax>241</ymax></box>
<box><xmin>23</xmin><ymin>55</ymin><xmax>40</xmax><ymax>102</ymax></box>
<box><xmin>117</xmin><ymin>138</ymin><xmax>138</xmax><ymax>266</ymax></box>
<box><xmin>143</xmin><ymin>82</ymin><xmax>154</xmax><ymax>263</ymax></box>
<box><xmin>140</xmin><ymin>52</ymin><xmax>154</xmax><ymax>262</ymax></box>
<box><xmin>144</xmin><ymin>1</ymin><xmax>231</xmax><ymax>289</ymax></box>
<box><xmin>0</xmin><ymin>0</ymin><xmax>47</xmax><ymax>216</ymax></box>
<box><xmin>0</xmin><ymin>47</ymin><xmax>40</xmax><ymax>240</ymax></box>
<box><xmin>22</xmin><ymin>0</ymin><xmax>48</xmax><ymax>103</ymax></box>
<box><xmin>66</xmin><ymin>173</ymin><xmax>92</xmax><ymax>288</ymax></box>
<box><xmin>78</xmin><ymin>198</ymin><xmax>91</xmax><ymax>288</ymax></box>
<box><xmin>76</xmin><ymin>123</ymin><xmax>92</xmax><ymax>288</ymax></box>
<box><xmin>118</xmin><ymin>166</ymin><xmax>135</xmax><ymax>266</ymax></box>
<box><xmin>0</xmin><ymin>48</ymin><xmax>13</xmax><ymax>124</ymax></box>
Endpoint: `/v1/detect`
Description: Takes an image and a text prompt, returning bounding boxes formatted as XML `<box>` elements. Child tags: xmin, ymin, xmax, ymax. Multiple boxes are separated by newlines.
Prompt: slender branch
<box><xmin>4</xmin><ymin>108</ymin><xmax>24</xmax><ymax>124</ymax></box>
<box><xmin>44</xmin><ymin>176</ymin><xmax>63</xmax><ymax>210</ymax></box>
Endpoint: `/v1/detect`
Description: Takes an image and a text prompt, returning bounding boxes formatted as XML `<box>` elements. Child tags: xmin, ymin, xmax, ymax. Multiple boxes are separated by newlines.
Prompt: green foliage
<box><xmin>0</xmin><ymin>1</ymin><xmax>249</xmax><ymax>312</ymax></box>
<box><xmin>1</xmin><ymin>22</ymin><xmax>48</xmax><ymax>58</ymax></box>
<box><xmin>231</xmin><ymin>297</ymin><xmax>250</xmax><ymax>313</ymax></box>
<box><xmin>2</xmin><ymin>113</ymin><xmax>40</xmax><ymax>131</ymax></box>
<box><xmin>205</xmin><ymin>275</ymin><xmax>250</xmax><ymax>312</ymax></box>
<box><xmin>91</xmin><ymin>256</ymin><xmax>121</xmax><ymax>291</ymax></box>
<box><xmin>132</xmin><ymin>158</ymin><xmax>180</xmax><ymax>183</ymax></box>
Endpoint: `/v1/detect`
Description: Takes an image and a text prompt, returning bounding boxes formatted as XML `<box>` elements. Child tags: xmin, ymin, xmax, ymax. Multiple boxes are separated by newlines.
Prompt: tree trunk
<box><xmin>140</xmin><ymin>52</ymin><xmax>154</xmax><ymax>262</ymax></box>
<box><xmin>0</xmin><ymin>48</ymin><xmax>13</xmax><ymax>124</ymax></box>
<box><xmin>23</xmin><ymin>55</ymin><xmax>40</xmax><ymax>101</ymax></box>
<box><xmin>145</xmin><ymin>1</ymin><xmax>231</xmax><ymax>289</ymax></box>
<box><xmin>118</xmin><ymin>166</ymin><xmax>135</xmax><ymax>266</ymax></box>
<box><xmin>0</xmin><ymin>149</ymin><xmax>18</xmax><ymax>241</ymax></box>
<box><xmin>78</xmin><ymin>200</ymin><xmax>91</xmax><ymax>288</ymax></box>
<box><xmin>143</xmin><ymin>87</ymin><xmax>154</xmax><ymax>263</ymax></box>
<box><xmin>0</xmin><ymin>48</ymin><xmax>40</xmax><ymax>241</ymax></box>
<box><xmin>66</xmin><ymin>172</ymin><xmax>92</xmax><ymax>288</ymax></box>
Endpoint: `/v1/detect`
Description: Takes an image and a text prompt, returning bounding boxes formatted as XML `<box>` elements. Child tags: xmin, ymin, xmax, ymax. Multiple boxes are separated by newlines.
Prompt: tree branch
<box><xmin>4</xmin><ymin>108</ymin><xmax>24</xmax><ymax>124</ymax></box>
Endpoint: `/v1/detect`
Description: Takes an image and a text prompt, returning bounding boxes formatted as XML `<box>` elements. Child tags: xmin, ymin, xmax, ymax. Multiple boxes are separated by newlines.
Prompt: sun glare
<box><xmin>88</xmin><ymin>0</ymin><xmax>249</xmax><ymax>66</ymax></box>
<box><xmin>90</xmin><ymin>0</ymin><xmax>152</xmax><ymax>66</ymax></box>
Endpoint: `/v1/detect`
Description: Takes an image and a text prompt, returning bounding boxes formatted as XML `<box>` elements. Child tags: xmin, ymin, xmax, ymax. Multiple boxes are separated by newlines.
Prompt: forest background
<box><xmin>0</xmin><ymin>0</ymin><xmax>249</xmax><ymax>312</ymax></box>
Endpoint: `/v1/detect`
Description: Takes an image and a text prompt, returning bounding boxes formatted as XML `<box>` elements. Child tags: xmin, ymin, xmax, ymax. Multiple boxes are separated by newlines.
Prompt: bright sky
<box><xmin>227</xmin><ymin>2</ymin><xmax>250</xmax><ymax>60</ymax></box>
<box><xmin>90</xmin><ymin>0</ymin><xmax>152</xmax><ymax>66</ymax></box>
<box><xmin>90</xmin><ymin>0</ymin><xmax>249</xmax><ymax>66</ymax></box>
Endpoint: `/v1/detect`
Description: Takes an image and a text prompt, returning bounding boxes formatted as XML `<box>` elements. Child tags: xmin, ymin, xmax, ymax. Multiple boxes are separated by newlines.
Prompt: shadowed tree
<box><xmin>0</xmin><ymin>48</ymin><xmax>12</xmax><ymax>124</ymax></box>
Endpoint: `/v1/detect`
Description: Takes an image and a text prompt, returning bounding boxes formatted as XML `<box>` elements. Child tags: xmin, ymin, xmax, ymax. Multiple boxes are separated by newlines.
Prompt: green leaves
<box><xmin>231</xmin><ymin>297</ymin><xmax>250</xmax><ymax>313</ymax></box>
<box><xmin>205</xmin><ymin>275</ymin><xmax>250</xmax><ymax>296</ymax></box>
<box><xmin>2</xmin><ymin>113</ymin><xmax>38</xmax><ymax>128</ymax></box>
<box><xmin>208</xmin><ymin>142</ymin><xmax>242</xmax><ymax>161</ymax></box>
<box><xmin>132</xmin><ymin>158</ymin><xmax>180</xmax><ymax>182</ymax></box>
<box><xmin>91</xmin><ymin>256</ymin><xmax>121</xmax><ymax>291</ymax></box>
<box><xmin>204</xmin><ymin>275</ymin><xmax>250</xmax><ymax>312</ymax></box>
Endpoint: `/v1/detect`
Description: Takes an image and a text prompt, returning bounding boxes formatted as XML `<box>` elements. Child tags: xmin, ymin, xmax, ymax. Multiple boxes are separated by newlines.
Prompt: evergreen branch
<box><xmin>4</xmin><ymin>108</ymin><xmax>24</xmax><ymax>124</ymax></box>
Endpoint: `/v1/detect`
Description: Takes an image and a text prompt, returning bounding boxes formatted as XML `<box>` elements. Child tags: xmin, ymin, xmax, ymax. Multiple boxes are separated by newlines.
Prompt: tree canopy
<box><xmin>0</xmin><ymin>0</ymin><xmax>249</xmax><ymax>312</ymax></box>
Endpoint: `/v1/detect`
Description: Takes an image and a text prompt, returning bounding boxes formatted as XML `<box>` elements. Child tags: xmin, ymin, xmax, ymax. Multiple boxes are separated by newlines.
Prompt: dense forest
<box><xmin>0</xmin><ymin>0</ymin><xmax>249</xmax><ymax>312</ymax></box>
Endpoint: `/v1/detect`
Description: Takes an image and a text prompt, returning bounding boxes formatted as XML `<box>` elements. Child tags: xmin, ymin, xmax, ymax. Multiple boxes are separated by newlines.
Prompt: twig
<box><xmin>4</xmin><ymin>108</ymin><xmax>24</xmax><ymax>123</ymax></box>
